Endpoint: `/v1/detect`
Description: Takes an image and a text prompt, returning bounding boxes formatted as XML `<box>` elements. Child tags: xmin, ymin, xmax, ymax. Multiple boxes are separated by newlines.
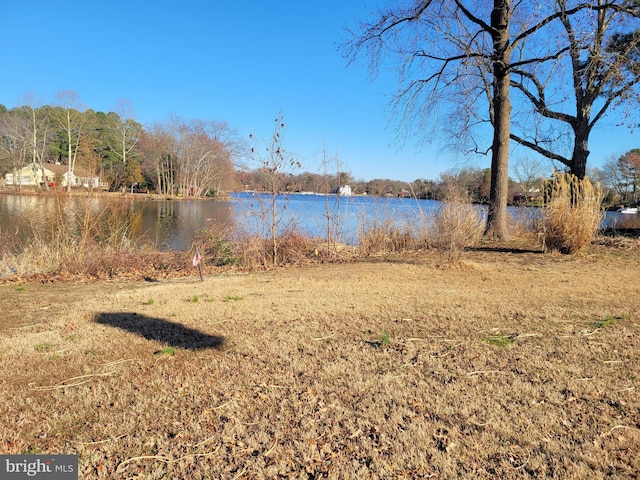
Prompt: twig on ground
<box><xmin>313</xmin><ymin>331</ymin><xmax>335</xmax><ymax>341</ymax></box>
<box><xmin>511</xmin><ymin>452</ymin><xmax>532</xmax><ymax>470</ymax></box>
<box><xmin>615</xmin><ymin>386</ymin><xmax>634</xmax><ymax>393</ymax></box>
<box><xmin>515</xmin><ymin>333</ymin><xmax>539</xmax><ymax>339</ymax></box>
<box><xmin>30</xmin><ymin>371</ymin><xmax>116</xmax><ymax>390</ymax></box>
<box><xmin>579</xmin><ymin>329</ymin><xmax>599</xmax><ymax>336</ymax></box>
<box><xmin>231</xmin><ymin>468</ymin><xmax>247</xmax><ymax>480</ymax></box>
<box><xmin>264</xmin><ymin>439</ymin><xmax>278</xmax><ymax>457</ymax></box>
<box><xmin>601</xmin><ymin>425</ymin><xmax>636</xmax><ymax>437</ymax></box>
<box><xmin>73</xmin><ymin>431</ymin><xmax>131</xmax><ymax>445</ymax></box>
<box><xmin>11</xmin><ymin>322</ymin><xmax>43</xmax><ymax>329</ymax></box>
<box><xmin>117</xmin><ymin>446</ymin><xmax>222</xmax><ymax>471</ymax></box>
<box><xmin>117</xmin><ymin>455</ymin><xmax>171</xmax><ymax>470</ymax></box>
<box><xmin>101</xmin><ymin>358</ymin><xmax>135</xmax><ymax>368</ymax></box>
<box><xmin>213</xmin><ymin>399</ymin><xmax>235</xmax><ymax>410</ymax></box>
<box><xmin>467</xmin><ymin>370</ymin><xmax>505</xmax><ymax>376</ymax></box>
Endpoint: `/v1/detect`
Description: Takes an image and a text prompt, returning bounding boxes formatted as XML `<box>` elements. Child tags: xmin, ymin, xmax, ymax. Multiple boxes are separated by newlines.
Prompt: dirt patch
<box><xmin>0</xmin><ymin>245</ymin><xmax>639</xmax><ymax>478</ymax></box>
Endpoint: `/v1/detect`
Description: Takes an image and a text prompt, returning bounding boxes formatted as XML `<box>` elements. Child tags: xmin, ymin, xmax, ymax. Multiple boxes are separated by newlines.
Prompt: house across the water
<box><xmin>337</xmin><ymin>184</ymin><xmax>353</xmax><ymax>196</ymax></box>
<box><xmin>2</xmin><ymin>162</ymin><xmax>101</xmax><ymax>189</ymax></box>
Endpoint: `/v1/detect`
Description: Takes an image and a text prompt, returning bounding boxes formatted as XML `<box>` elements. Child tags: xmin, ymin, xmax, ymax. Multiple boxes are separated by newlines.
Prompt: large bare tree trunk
<box><xmin>485</xmin><ymin>0</ymin><xmax>512</xmax><ymax>239</ymax></box>
<box><xmin>571</xmin><ymin>119</ymin><xmax>590</xmax><ymax>179</ymax></box>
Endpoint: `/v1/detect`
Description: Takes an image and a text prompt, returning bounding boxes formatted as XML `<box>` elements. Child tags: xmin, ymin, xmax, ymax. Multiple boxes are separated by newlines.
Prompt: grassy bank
<box><xmin>0</xmin><ymin>244</ymin><xmax>639</xmax><ymax>478</ymax></box>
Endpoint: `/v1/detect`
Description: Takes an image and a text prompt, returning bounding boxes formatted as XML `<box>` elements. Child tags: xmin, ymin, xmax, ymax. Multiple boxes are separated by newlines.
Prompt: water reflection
<box><xmin>135</xmin><ymin>199</ymin><xmax>235</xmax><ymax>250</ymax></box>
<box><xmin>0</xmin><ymin>194</ymin><xmax>105</xmax><ymax>247</ymax></box>
<box><xmin>606</xmin><ymin>212</ymin><xmax>640</xmax><ymax>230</ymax></box>
<box><xmin>0</xmin><ymin>195</ymin><xmax>232</xmax><ymax>252</ymax></box>
<box><xmin>0</xmin><ymin>193</ymin><xmax>636</xmax><ymax>253</ymax></box>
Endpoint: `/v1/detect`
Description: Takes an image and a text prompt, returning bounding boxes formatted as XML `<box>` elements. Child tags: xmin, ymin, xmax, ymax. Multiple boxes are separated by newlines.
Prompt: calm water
<box><xmin>0</xmin><ymin>192</ymin><xmax>635</xmax><ymax>252</ymax></box>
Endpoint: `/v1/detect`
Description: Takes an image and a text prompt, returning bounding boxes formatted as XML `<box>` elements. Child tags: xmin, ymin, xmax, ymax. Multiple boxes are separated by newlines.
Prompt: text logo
<box><xmin>0</xmin><ymin>456</ymin><xmax>78</xmax><ymax>479</ymax></box>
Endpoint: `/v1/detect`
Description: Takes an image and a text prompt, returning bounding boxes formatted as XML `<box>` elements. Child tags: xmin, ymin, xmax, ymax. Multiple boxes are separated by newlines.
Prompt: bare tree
<box><xmin>320</xmin><ymin>145</ymin><xmax>349</xmax><ymax>256</ymax></box>
<box><xmin>108</xmin><ymin>99</ymin><xmax>142</xmax><ymax>167</ymax></box>
<box><xmin>18</xmin><ymin>94</ymin><xmax>50</xmax><ymax>190</ymax></box>
<box><xmin>54</xmin><ymin>90</ymin><xmax>92</xmax><ymax>192</ymax></box>
<box><xmin>343</xmin><ymin>1</ymin><xmax>553</xmax><ymax>238</ymax></box>
<box><xmin>344</xmin><ymin>1</ymin><xmax>638</xmax><ymax>237</ymax></box>
<box><xmin>248</xmin><ymin>115</ymin><xmax>302</xmax><ymax>264</ymax></box>
<box><xmin>0</xmin><ymin>110</ymin><xmax>28</xmax><ymax>191</ymax></box>
<box><xmin>140</xmin><ymin>123</ymin><xmax>176</xmax><ymax>195</ymax></box>
<box><xmin>601</xmin><ymin>156</ymin><xmax>625</xmax><ymax>203</ymax></box>
<box><xmin>511</xmin><ymin>156</ymin><xmax>549</xmax><ymax>201</ymax></box>
<box><xmin>140</xmin><ymin>118</ymin><xmax>237</xmax><ymax>197</ymax></box>
<box><xmin>616</xmin><ymin>148</ymin><xmax>640</xmax><ymax>203</ymax></box>
<box><xmin>175</xmin><ymin>119</ymin><xmax>232</xmax><ymax>197</ymax></box>
<box><xmin>510</xmin><ymin>1</ymin><xmax>640</xmax><ymax>178</ymax></box>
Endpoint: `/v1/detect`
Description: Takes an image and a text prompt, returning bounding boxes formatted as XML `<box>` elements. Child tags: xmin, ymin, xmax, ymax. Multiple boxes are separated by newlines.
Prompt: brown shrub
<box><xmin>231</xmin><ymin>228</ymin><xmax>318</xmax><ymax>269</ymax></box>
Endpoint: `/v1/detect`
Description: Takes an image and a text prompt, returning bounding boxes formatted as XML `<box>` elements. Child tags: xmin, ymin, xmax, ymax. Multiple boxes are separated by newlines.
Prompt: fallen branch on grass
<box><xmin>313</xmin><ymin>331</ymin><xmax>335</xmax><ymax>341</ymax></box>
<box><xmin>30</xmin><ymin>371</ymin><xmax>116</xmax><ymax>390</ymax></box>
<box><xmin>117</xmin><ymin>446</ymin><xmax>222</xmax><ymax>471</ymax></box>
<box><xmin>467</xmin><ymin>370</ymin><xmax>505</xmax><ymax>376</ymax></box>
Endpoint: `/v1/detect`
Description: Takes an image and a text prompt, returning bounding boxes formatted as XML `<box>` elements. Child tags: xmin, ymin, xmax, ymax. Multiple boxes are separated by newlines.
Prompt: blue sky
<box><xmin>0</xmin><ymin>1</ymin><xmax>637</xmax><ymax>182</ymax></box>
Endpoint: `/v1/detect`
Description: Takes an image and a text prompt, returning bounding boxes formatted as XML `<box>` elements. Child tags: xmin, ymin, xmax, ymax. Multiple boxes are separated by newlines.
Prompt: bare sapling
<box><xmin>246</xmin><ymin>115</ymin><xmax>302</xmax><ymax>265</ymax></box>
<box><xmin>320</xmin><ymin>146</ymin><xmax>348</xmax><ymax>258</ymax></box>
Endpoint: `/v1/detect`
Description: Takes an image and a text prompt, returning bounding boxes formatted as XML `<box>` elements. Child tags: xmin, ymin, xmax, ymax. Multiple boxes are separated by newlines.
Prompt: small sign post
<box><xmin>192</xmin><ymin>248</ymin><xmax>204</xmax><ymax>281</ymax></box>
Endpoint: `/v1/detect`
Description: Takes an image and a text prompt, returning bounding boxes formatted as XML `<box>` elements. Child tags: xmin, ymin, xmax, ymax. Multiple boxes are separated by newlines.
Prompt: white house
<box><xmin>3</xmin><ymin>163</ymin><xmax>100</xmax><ymax>188</ymax></box>
<box><xmin>337</xmin><ymin>184</ymin><xmax>353</xmax><ymax>196</ymax></box>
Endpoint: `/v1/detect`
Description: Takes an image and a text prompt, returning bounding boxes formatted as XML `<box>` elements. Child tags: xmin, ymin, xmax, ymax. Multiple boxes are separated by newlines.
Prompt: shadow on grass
<box><xmin>469</xmin><ymin>246</ymin><xmax>544</xmax><ymax>254</ymax></box>
<box><xmin>93</xmin><ymin>312</ymin><xmax>225</xmax><ymax>350</ymax></box>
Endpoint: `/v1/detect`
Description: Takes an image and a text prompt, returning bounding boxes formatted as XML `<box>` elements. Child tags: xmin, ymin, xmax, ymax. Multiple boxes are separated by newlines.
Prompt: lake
<box><xmin>0</xmin><ymin>192</ymin><xmax>635</xmax><ymax>252</ymax></box>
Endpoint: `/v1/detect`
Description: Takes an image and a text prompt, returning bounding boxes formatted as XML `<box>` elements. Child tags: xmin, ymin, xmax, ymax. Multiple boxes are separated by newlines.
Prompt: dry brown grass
<box><xmin>229</xmin><ymin>231</ymin><xmax>320</xmax><ymax>269</ymax></box>
<box><xmin>357</xmin><ymin>219</ymin><xmax>416</xmax><ymax>257</ymax></box>
<box><xmin>538</xmin><ymin>174</ymin><xmax>604</xmax><ymax>254</ymax></box>
<box><xmin>430</xmin><ymin>185</ymin><xmax>485</xmax><ymax>262</ymax></box>
<box><xmin>0</xmin><ymin>195</ymin><xmax>144</xmax><ymax>279</ymax></box>
<box><xmin>1</xmin><ymin>244</ymin><xmax>638</xmax><ymax>478</ymax></box>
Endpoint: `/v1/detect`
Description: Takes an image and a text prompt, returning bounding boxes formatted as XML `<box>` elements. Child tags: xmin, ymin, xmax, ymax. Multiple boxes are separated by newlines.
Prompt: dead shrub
<box><xmin>429</xmin><ymin>185</ymin><xmax>485</xmax><ymax>262</ymax></box>
<box><xmin>232</xmin><ymin>228</ymin><xmax>317</xmax><ymax>268</ymax></box>
<box><xmin>199</xmin><ymin>224</ymin><xmax>240</xmax><ymax>267</ymax></box>
<box><xmin>538</xmin><ymin>173</ymin><xmax>603</xmax><ymax>254</ymax></box>
<box><xmin>357</xmin><ymin>218</ymin><xmax>414</xmax><ymax>256</ymax></box>
<box><xmin>276</xmin><ymin>231</ymin><xmax>317</xmax><ymax>264</ymax></box>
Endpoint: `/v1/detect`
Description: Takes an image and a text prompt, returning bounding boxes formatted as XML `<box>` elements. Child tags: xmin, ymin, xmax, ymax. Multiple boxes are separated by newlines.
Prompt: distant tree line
<box><xmin>0</xmin><ymin>95</ymin><xmax>637</xmax><ymax>206</ymax></box>
<box><xmin>594</xmin><ymin>148</ymin><xmax>640</xmax><ymax>206</ymax></box>
<box><xmin>240</xmin><ymin>166</ymin><xmax>500</xmax><ymax>203</ymax></box>
<box><xmin>0</xmin><ymin>94</ymin><xmax>242</xmax><ymax>195</ymax></box>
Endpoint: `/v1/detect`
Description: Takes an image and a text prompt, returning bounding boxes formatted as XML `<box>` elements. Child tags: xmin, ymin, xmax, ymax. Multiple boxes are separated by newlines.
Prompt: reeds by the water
<box><xmin>0</xmin><ymin>175</ymin><xmax>613</xmax><ymax>279</ymax></box>
<box><xmin>0</xmin><ymin>194</ymin><xmax>143</xmax><ymax>278</ymax></box>
<box><xmin>538</xmin><ymin>173</ymin><xmax>603</xmax><ymax>254</ymax></box>
<box><xmin>429</xmin><ymin>185</ymin><xmax>485</xmax><ymax>262</ymax></box>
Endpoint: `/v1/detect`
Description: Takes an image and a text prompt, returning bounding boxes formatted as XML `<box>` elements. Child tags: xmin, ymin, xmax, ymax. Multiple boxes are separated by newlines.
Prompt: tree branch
<box><xmin>510</xmin><ymin>72</ymin><xmax>575</xmax><ymax>124</ymax></box>
<box><xmin>509</xmin><ymin>132</ymin><xmax>571</xmax><ymax>166</ymax></box>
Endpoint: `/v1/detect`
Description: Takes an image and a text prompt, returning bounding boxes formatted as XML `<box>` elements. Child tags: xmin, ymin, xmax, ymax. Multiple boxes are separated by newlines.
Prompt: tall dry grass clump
<box><xmin>429</xmin><ymin>185</ymin><xmax>485</xmax><ymax>262</ymax></box>
<box><xmin>211</xmin><ymin>225</ymin><xmax>318</xmax><ymax>269</ymax></box>
<box><xmin>538</xmin><ymin>173</ymin><xmax>603</xmax><ymax>254</ymax></box>
<box><xmin>357</xmin><ymin>217</ymin><xmax>415</xmax><ymax>257</ymax></box>
<box><xmin>0</xmin><ymin>195</ymin><xmax>143</xmax><ymax>278</ymax></box>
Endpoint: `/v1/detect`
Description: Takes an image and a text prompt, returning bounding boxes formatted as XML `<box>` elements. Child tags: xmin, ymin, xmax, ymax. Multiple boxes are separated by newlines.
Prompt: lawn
<box><xmin>0</xmin><ymin>243</ymin><xmax>638</xmax><ymax>478</ymax></box>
